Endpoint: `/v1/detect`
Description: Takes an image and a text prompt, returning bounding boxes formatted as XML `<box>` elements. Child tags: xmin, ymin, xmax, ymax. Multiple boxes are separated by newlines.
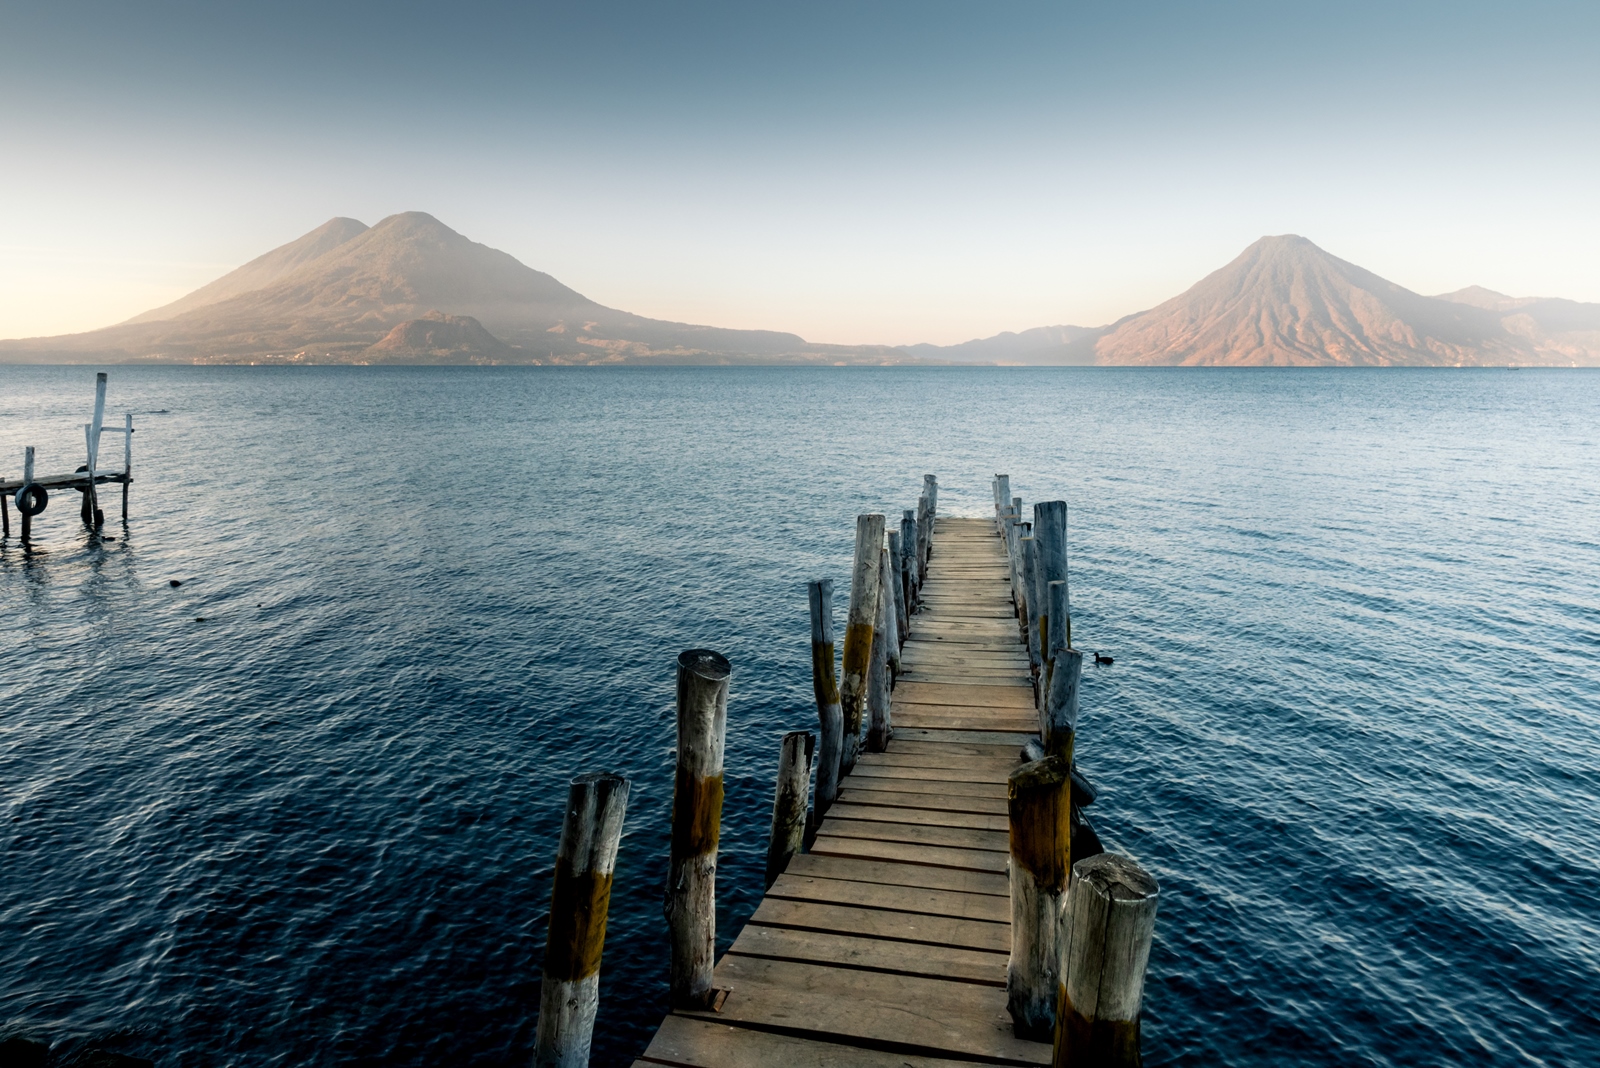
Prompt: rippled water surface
<box><xmin>2</xmin><ymin>366</ymin><xmax>1598</xmax><ymax>1066</ymax></box>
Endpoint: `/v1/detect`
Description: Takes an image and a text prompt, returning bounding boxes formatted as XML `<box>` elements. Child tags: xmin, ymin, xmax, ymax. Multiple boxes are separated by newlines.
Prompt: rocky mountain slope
<box><xmin>907</xmin><ymin>236</ymin><xmax>1599</xmax><ymax>366</ymax></box>
<box><xmin>0</xmin><ymin>213</ymin><xmax>915</xmax><ymax>365</ymax></box>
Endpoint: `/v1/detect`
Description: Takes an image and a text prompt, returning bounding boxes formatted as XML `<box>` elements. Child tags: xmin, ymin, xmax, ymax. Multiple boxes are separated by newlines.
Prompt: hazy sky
<box><xmin>3</xmin><ymin>1</ymin><xmax>1597</xmax><ymax>345</ymax></box>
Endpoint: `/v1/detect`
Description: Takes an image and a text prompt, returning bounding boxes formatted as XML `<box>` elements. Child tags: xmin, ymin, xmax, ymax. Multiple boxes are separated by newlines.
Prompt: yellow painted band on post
<box><xmin>543</xmin><ymin>862</ymin><xmax>615</xmax><ymax>981</ymax></box>
<box><xmin>670</xmin><ymin>768</ymin><xmax>724</xmax><ymax>858</ymax></box>
<box><xmin>811</xmin><ymin>640</ymin><xmax>840</xmax><ymax>705</ymax></box>
<box><xmin>840</xmin><ymin>621</ymin><xmax>875</xmax><ymax>730</ymax></box>
<box><xmin>1008</xmin><ymin>754</ymin><xmax>1073</xmax><ymax>891</ymax></box>
<box><xmin>1053</xmin><ymin>988</ymin><xmax>1141</xmax><ymax>1068</ymax></box>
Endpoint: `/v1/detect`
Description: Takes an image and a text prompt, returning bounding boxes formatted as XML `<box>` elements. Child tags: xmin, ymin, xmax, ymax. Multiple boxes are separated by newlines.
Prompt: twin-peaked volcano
<box><xmin>0</xmin><ymin>213</ymin><xmax>908</xmax><ymax>365</ymax></box>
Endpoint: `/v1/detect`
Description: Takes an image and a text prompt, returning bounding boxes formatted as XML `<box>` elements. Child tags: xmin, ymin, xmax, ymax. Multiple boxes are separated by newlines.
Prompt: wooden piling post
<box><xmin>807</xmin><ymin>579</ymin><xmax>844</xmax><ymax>816</ymax></box>
<box><xmin>83</xmin><ymin>372</ymin><xmax>107</xmax><ymax>529</ymax></box>
<box><xmin>21</xmin><ymin>446</ymin><xmax>34</xmax><ymax>541</ymax></box>
<box><xmin>914</xmin><ymin>495</ymin><xmax>931</xmax><ymax>579</ymax></box>
<box><xmin>1</xmin><ymin>489</ymin><xmax>8</xmax><ymax>538</ymax></box>
<box><xmin>1054</xmin><ymin>854</ymin><xmax>1160</xmax><ymax>1068</ymax></box>
<box><xmin>900</xmin><ymin>510</ymin><xmax>920</xmax><ymax>606</ymax></box>
<box><xmin>122</xmin><ymin>413</ymin><xmax>133</xmax><ymax>520</ymax></box>
<box><xmin>665</xmin><ymin>649</ymin><xmax>730</xmax><ymax>1010</ymax></box>
<box><xmin>1008</xmin><ymin>756</ymin><xmax>1073</xmax><ymax>1039</ymax></box>
<box><xmin>1033</xmin><ymin>501</ymin><xmax>1068</xmax><ymax>661</ymax></box>
<box><xmin>534</xmin><ymin>772</ymin><xmax>631</xmax><ymax>1068</ymax></box>
<box><xmin>1044</xmin><ymin>581</ymin><xmax>1083</xmax><ymax>761</ymax></box>
<box><xmin>866</xmin><ymin>548</ymin><xmax>895</xmax><ymax>752</ymax></box>
<box><xmin>1021</xmin><ymin>534</ymin><xmax>1044</xmax><ymax>702</ymax></box>
<box><xmin>840</xmin><ymin>514</ymin><xmax>884</xmax><ymax>774</ymax></box>
<box><xmin>921</xmin><ymin>474</ymin><xmax>938</xmax><ymax>568</ymax></box>
<box><xmin>879</xmin><ymin>544</ymin><xmax>901</xmax><ymax>674</ymax></box>
<box><xmin>995</xmin><ymin>474</ymin><xmax>1012</xmax><ymax>531</ymax></box>
<box><xmin>1048</xmin><ymin>577</ymin><xmax>1072</xmax><ymax>662</ymax></box>
<box><xmin>886</xmin><ymin>529</ymin><xmax>909</xmax><ymax>650</ymax></box>
<box><xmin>765</xmin><ymin>730</ymin><xmax>814</xmax><ymax>888</ymax></box>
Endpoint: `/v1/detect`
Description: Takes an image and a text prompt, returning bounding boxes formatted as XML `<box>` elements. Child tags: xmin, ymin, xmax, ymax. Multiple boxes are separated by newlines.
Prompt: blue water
<box><xmin>2</xmin><ymin>366</ymin><xmax>1597</xmax><ymax>1067</ymax></box>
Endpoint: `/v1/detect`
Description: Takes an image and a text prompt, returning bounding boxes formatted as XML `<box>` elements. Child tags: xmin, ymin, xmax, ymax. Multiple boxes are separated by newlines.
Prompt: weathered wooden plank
<box><xmin>882</xmin><ymin>737</ymin><xmax>1027</xmax><ymax>759</ymax></box>
<box><xmin>857</xmin><ymin>749</ymin><xmax>1019</xmax><ymax>771</ymax></box>
<box><xmin>782</xmin><ymin>852</ymin><xmax>1008</xmax><ymax>896</ymax></box>
<box><xmin>893</xmin><ymin>713</ymin><xmax>1039</xmax><ymax>733</ymax></box>
<box><xmin>895</xmin><ymin>682</ymin><xmax>1036</xmax><ymax>708</ymax></box>
<box><xmin>826</xmin><ymin>801</ymin><xmax>1009</xmax><ymax>832</ymax></box>
<box><xmin>837</xmin><ymin>775</ymin><xmax>1007</xmax><ymax>799</ymax></box>
<box><xmin>765</xmin><ymin>872</ymin><xmax>1011</xmax><ymax>923</ymax></box>
<box><xmin>846</xmin><ymin>763</ymin><xmax>1014</xmax><ymax>786</ymax></box>
<box><xmin>682</xmin><ymin>956</ymin><xmax>1050</xmax><ymax>1065</ymax></box>
<box><xmin>816</xmin><ymin>817</ymin><xmax>1009</xmax><ymax>854</ymax></box>
<box><xmin>810</xmin><ymin>834</ymin><xmax>1009</xmax><ymax>874</ymax></box>
<box><xmin>890</xmin><ymin>727</ymin><xmax>1037</xmax><ymax>747</ymax></box>
<box><xmin>727</xmin><ymin>924</ymin><xmax>1006</xmax><ymax>985</ymax></box>
<box><xmin>638</xmin><ymin>1015</ymin><xmax>982</xmax><ymax>1068</ymax></box>
<box><xmin>746</xmin><ymin>896</ymin><xmax>1010</xmax><ymax>953</ymax></box>
<box><xmin>837</xmin><ymin>786</ymin><xmax>1010</xmax><ymax>816</ymax></box>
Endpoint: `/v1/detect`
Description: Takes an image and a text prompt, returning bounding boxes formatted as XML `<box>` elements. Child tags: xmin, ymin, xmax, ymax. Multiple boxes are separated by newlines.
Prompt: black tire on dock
<box><xmin>15</xmin><ymin>484</ymin><xmax>48</xmax><ymax>517</ymax></box>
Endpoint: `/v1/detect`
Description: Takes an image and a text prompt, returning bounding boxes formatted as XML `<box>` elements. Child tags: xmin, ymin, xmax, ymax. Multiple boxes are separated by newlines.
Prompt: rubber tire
<box><xmin>15</xmin><ymin>483</ymin><xmax>48</xmax><ymax>517</ymax></box>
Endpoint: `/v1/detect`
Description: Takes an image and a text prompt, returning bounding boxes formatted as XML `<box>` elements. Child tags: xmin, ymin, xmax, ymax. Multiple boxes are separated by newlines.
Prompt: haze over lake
<box><xmin>3</xmin><ymin>365</ymin><xmax>1596</xmax><ymax>1066</ymax></box>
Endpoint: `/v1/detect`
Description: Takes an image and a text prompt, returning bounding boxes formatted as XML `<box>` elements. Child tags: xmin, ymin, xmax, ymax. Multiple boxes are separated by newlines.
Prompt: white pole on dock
<box><xmin>665</xmin><ymin>649</ymin><xmax>730</xmax><ymax>1010</ymax></box>
<box><xmin>808</xmin><ymin>579</ymin><xmax>844</xmax><ymax>817</ymax></box>
<box><xmin>534</xmin><ymin>772</ymin><xmax>630</xmax><ymax>1068</ymax></box>
<box><xmin>840</xmin><ymin>514</ymin><xmax>884</xmax><ymax>774</ymax></box>
<box><xmin>1054</xmin><ymin>854</ymin><xmax>1160</xmax><ymax>1068</ymax></box>
<box><xmin>83</xmin><ymin>372</ymin><xmax>107</xmax><ymax>528</ymax></box>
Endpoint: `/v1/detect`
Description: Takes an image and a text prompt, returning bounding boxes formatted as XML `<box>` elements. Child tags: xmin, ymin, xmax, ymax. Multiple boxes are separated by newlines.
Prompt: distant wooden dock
<box><xmin>635</xmin><ymin>516</ymin><xmax>1051</xmax><ymax>1067</ymax></box>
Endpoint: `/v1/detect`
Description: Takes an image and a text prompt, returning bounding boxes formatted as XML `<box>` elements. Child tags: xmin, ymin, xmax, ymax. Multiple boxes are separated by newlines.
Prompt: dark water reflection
<box><xmin>2</xmin><ymin>366</ymin><xmax>1597</xmax><ymax>1066</ymax></box>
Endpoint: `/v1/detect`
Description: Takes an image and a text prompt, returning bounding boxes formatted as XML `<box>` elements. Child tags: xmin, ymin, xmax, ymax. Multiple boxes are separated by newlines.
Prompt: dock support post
<box><xmin>1044</xmin><ymin>595</ymin><xmax>1083</xmax><ymax>761</ymax></box>
<box><xmin>534</xmin><ymin>772</ymin><xmax>631</xmax><ymax>1068</ymax></box>
<box><xmin>1</xmin><ymin>490</ymin><xmax>8</xmax><ymax>538</ymax></box>
<box><xmin>840</xmin><ymin>514</ymin><xmax>884</xmax><ymax>774</ymax></box>
<box><xmin>807</xmin><ymin>579</ymin><xmax>843</xmax><ymax>818</ymax></box>
<box><xmin>866</xmin><ymin>548</ymin><xmax>895</xmax><ymax>753</ymax></box>
<box><xmin>900</xmin><ymin>510</ymin><xmax>919</xmax><ymax>607</ymax></box>
<box><xmin>921</xmin><ymin>474</ymin><xmax>938</xmax><ymax>569</ymax></box>
<box><xmin>83</xmin><ymin>372</ymin><xmax>107</xmax><ymax>529</ymax></box>
<box><xmin>995</xmin><ymin>474</ymin><xmax>1011</xmax><ymax>532</ymax></box>
<box><xmin>1054</xmin><ymin>854</ymin><xmax>1160</xmax><ymax>1068</ymax></box>
<box><xmin>1008</xmin><ymin>756</ymin><xmax>1073</xmax><ymax>1039</ymax></box>
<box><xmin>21</xmin><ymin>446</ymin><xmax>34</xmax><ymax>541</ymax></box>
<box><xmin>886</xmin><ymin>529</ymin><xmax>908</xmax><ymax>650</ymax></box>
<box><xmin>1033</xmin><ymin>501</ymin><xmax>1069</xmax><ymax>670</ymax></box>
<box><xmin>1021</xmin><ymin>533</ymin><xmax>1043</xmax><ymax>705</ymax></box>
<box><xmin>665</xmin><ymin>649</ymin><xmax>730</xmax><ymax>1010</ymax></box>
<box><xmin>122</xmin><ymin>413</ymin><xmax>133</xmax><ymax>520</ymax></box>
<box><xmin>765</xmin><ymin>730</ymin><xmax>814</xmax><ymax>888</ymax></box>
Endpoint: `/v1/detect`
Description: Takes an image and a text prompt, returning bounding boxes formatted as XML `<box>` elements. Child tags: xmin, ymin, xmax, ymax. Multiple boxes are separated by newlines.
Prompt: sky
<box><xmin>2</xmin><ymin>0</ymin><xmax>1597</xmax><ymax>346</ymax></box>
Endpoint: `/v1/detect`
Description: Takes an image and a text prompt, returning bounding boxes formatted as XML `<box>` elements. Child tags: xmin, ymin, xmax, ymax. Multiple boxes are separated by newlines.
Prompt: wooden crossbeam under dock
<box><xmin>636</xmin><ymin>516</ymin><xmax>1050</xmax><ymax>1067</ymax></box>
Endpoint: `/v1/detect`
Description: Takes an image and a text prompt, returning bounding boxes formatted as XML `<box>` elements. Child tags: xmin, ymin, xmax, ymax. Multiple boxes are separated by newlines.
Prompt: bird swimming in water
<box><xmin>1094</xmin><ymin>651</ymin><xmax>1114</xmax><ymax>665</ymax></box>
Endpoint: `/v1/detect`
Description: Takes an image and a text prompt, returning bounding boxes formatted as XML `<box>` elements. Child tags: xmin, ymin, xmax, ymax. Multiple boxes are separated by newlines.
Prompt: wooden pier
<box><xmin>1</xmin><ymin>372</ymin><xmax>134</xmax><ymax>539</ymax></box>
<box><xmin>635</xmin><ymin>516</ymin><xmax>1051</xmax><ymax>1067</ymax></box>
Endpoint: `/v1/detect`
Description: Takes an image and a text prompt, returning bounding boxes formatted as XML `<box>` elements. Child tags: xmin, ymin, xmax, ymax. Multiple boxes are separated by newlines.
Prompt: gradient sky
<box><xmin>2</xmin><ymin>1</ymin><xmax>1597</xmax><ymax>345</ymax></box>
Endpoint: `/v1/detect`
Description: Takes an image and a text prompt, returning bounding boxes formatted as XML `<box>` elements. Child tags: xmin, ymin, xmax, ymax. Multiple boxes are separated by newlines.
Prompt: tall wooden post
<box><xmin>1033</xmin><ymin>501</ymin><xmax>1068</xmax><ymax>664</ymax></box>
<box><xmin>21</xmin><ymin>446</ymin><xmax>34</xmax><ymax>541</ymax></box>
<box><xmin>534</xmin><ymin>772</ymin><xmax>631</xmax><ymax>1068</ymax></box>
<box><xmin>665</xmin><ymin>649</ymin><xmax>730</xmax><ymax>1010</ymax></box>
<box><xmin>83</xmin><ymin>372</ymin><xmax>107</xmax><ymax>529</ymax></box>
<box><xmin>914</xmin><ymin>495</ymin><xmax>931</xmax><ymax>580</ymax></box>
<box><xmin>1054</xmin><ymin>854</ymin><xmax>1160</xmax><ymax>1068</ymax></box>
<box><xmin>886</xmin><ymin>530</ymin><xmax>909</xmax><ymax>650</ymax></box>
<box><xmin>995</xmin><ymin>474</ymin><xmax>1012</xmax><ymax>531</ymax></box>
<box><xmin>1</xmin><ymin>491</ymin><xmax>8</xmax><ymax>539</ymax></box>
<box><xmin>122</xmin><ymin>413</ymin><xmax>133</xmax><ymax>520</ymax></box>
<box><xmin>921</xmin><ymin>475</ymin><xmax>938</xmax><ymax>569</ymax></box>
<box><xmin>807</xmin><ymin>579</ymin><xmax>844</xmax><ymax>816</ymax></box>
<box><xmin>866</xmin><ymin>548</ymin><xmax>895</xmax><ymax>753</ymax></box>
<box><xmin>1021</xmin><ymin>534</ymin><xmax>1043</xmax><ymax>705</ymax></box>
<box><xmin>900</xmin><ymin>510</ymin><xmax>920</xmax><ymax>606</ymax></box>
<box><xmin>765</xmin><ymin>730</ymin><xmax>814</xmax><ymax>888</ymax></box>
<box><xmin>1044</xmin><ymin>586</ymin><xmax>1083</xmax><ymax>761</ymax></box>
<box><xmin>840</xmin><ymin>514</ymin><xmax>884</xmax><ymax>774</ymax></box>
<box><xmin>1008</xmin><ymin>757</ymin><xmax>1073</xmax><ymax>1040</ymax></box>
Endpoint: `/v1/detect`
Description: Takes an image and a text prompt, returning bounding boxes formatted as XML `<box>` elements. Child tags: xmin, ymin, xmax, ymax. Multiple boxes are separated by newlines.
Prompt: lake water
<box><xmin>2</xmin><ymin>365</ymin><xmax>1597</xmax><ymax>1067</ymax></box>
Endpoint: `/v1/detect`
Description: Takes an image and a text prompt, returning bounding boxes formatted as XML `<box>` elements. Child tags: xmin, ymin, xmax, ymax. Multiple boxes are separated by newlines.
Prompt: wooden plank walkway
<box><xmin>636</xmin><ymin>516</ymin><xmax>1050</xmax><ymax>1067</ymax></box>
